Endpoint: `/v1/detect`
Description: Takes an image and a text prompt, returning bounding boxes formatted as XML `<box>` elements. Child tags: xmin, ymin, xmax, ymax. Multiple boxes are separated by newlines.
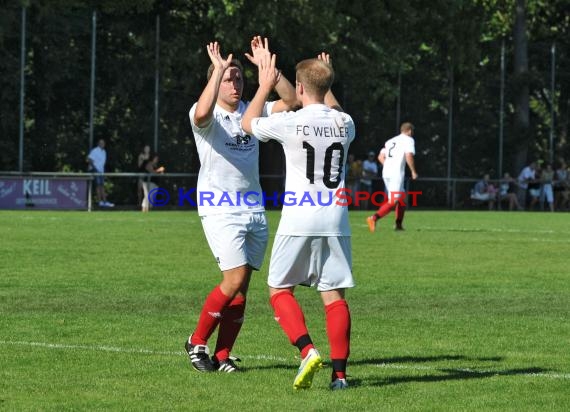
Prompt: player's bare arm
<box><xmin>245</xmin><ymin>36</ymin><xmax>298</xmax><ymax>112</ymax></box>
<box><xmin>405</xmin><ymin>152</ymin><xmax>418</xmax><ymax>180</ymax></box>
<box><xmin>241</xmin><ymin>53</ymin><xmax>279</xmax><ymax>134</ymax></box>
<box><xmin>194</xmin><ymin>42</ymin><xmax>233</xmax><ymax>128</ymax></box>
<box><xmin>272</xmin><ymin>72</ymin><xmax>298</xmax><ymax>112</ymax></box>
<box><xmin>378</xmin><ymin>149</ymin><xmax>386</xmax><ymax>165</ymax></box>
<box><xmin>317</xmin><ymin>52</ymin><xmax>343</xmax><ymax>112</ymax></box>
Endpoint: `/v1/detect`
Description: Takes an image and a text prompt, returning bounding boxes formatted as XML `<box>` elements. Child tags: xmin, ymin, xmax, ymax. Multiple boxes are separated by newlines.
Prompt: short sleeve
<box><xmin>405</xmin><ymin>137</ymin><xmax>416</xmax><ymax>155</ymax></box>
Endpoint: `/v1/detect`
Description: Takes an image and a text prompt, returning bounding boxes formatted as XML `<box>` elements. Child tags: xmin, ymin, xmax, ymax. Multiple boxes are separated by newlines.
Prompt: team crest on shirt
<box><xmin>225</xmin><ymin>134</ymin><xmax>254</xmax><ymax>152</ymax></box>
<box><xmin>235</xmin><ymin>134</ymin><xmax>251</xmax><ymax>145</ymax></box>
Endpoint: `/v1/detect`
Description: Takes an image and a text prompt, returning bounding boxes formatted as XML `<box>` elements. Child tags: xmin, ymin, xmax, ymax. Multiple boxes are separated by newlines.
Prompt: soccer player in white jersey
<box><xmin>242</xmin><ymin>52</ymin><xmax>355</xmax><ymax>390</ymax></box>
<box><xmin>184</xmin><ymin>37</ymin><xmax>298</xmax><ymax>373</ymax></box>
<box><xmin>367</xmin><ymin>122</ymin><xmax>418</xmax><ymax>232</ymax></box>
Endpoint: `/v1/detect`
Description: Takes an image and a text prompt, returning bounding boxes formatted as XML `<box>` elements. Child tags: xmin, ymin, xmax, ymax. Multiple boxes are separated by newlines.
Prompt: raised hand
<box><xmin>317</xmin><ymin>52</ymin><xmax>331</xmax><ymax>66</ymax></box>
<box><xmin>317</xmin><ymin>52</ymin><xmax>342</xmax><ymax>111</ymax></box>
<box><xmin>245</xmin><ymin>35</ymin><xmax>271</xmax><ymax>67</ymax></box>
<box><xmin>257</xmin><ymin>52</ymin><xmax>279</xmax><ymax>92</ymax></box>
<box><xmin>206</xmin><ymin>41</ymin><xmax>233</xmax><ymax>72</ymax></box>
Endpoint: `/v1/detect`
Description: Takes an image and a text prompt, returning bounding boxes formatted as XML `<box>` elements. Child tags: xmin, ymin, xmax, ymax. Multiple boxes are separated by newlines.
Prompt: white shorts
<box><xmin>201</xmin><ymin>212</ymin><xmax>268</xmax><ymax>271</ymax></box>
<box><xmin>383</xmin><ymin>177</ymin><xmax>405</xmax><ymax>202</ymax></box>
<box><xmin>268</xmin><ymin>235</ymin><xmax>354</xmax><ymax>291</ymax></box>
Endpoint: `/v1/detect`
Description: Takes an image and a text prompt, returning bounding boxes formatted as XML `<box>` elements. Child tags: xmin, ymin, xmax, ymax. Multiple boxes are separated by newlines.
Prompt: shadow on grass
<box><xmin>351</xmin><ymin>354</ymin><xmax>503</xmax><ymax>366</ymax></box>
<box><xmin>242</xmin><ymin>363</ymin><xmax>297</xmax><ymax>372</ymax></box>
<box><xmin>246</xmin><ymin>354</ymin><xmax>504</xmax><ymax>373</ymax></box>
<box><xmin>361</xmin><ymin>366</ymin><xmax>549</xmax><ymax>387</ymax></box>
<box><xmin>344</xmin><ymin>355</ymin><xmax>550</xmax><ymax>388</ymax></box>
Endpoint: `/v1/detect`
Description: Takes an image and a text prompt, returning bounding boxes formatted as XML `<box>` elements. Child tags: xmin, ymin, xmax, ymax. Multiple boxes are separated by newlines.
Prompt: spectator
<box><xmin>470</xmin><ymin>173</ymin><xmax>497</xmax><ymax>210</ymax></box>
<box><xmin>141</xmin><ymin>153</ymin><xmax>165</xmax><ymax>212</ymax></box>
<box><xmin>517</xmin><ymin>161</ymin><xmax>539</xmax><ymax>210</ymax></box>
<box><xmin>360</xmin><ymin>151</ymin><xmax>378</xmax><ymax>210</ymax></box>
<box><xmin>554</xmin><ymin>160</ymin><xmax>569</xmax><ymax>211</ymax></box>
<box><xmin>540</xmin><ymin>163</ymin><xmax>555</xmax><ymax>212</ymax></box>
<box><xmin>345</xmin><ymin>154</ymin><xmax>361</xmax><ymax>196</ymax></box>
<box><xmin>87</xmin><ymin>139</ymin><xmax>114</xmax><ymax>208</ymax></box>
<box><xmin>498</xmin><ymin>172</ymin><xmax>523</xmax><ymax>211</ymax></box>
<box><xmin>137</xmin><ymin>145</ymin><xmax>151</xmax><ymax>205</ymax></box>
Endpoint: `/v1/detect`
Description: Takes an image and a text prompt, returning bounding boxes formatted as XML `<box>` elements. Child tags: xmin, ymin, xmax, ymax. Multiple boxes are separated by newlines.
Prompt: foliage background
<box><xmin>1</xmin><ymin>0</ymin><xmax>568</xmax><ymax>197</ymax></box>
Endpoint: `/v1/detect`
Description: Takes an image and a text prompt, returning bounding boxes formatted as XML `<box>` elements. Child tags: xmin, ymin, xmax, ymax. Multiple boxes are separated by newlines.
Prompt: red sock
<box><xmin>191</xmin><ymin>286</ymin><xmax>232</xmax><ymax>345</ymax></box>
<box><xmin>395</xmin><ymin>203</ymin><xmax>406</xmax><ymax>225</ymax></box>
<box><xmin>325</xmin><ymin>299</ymin><xmax>351</xmax><ymax>380</ymax></box>
<box><xmin>214</xmin><ymin>295</ymin><xmax>246</xmax><ymax>361</ymax></box>
<box><xmin>374</xmin><ymin>201</ymin><xmax>394</xmax><ymax>220</ymax></box>
<box><xmin>270</xmin><ymin>291</ymin><xmax>313</xmax><ymax>357</ymax></box>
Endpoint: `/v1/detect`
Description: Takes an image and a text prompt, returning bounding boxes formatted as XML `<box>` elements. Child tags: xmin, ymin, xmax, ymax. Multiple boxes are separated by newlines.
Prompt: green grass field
<box><xmin>1</xmin><ymin>210</ymin><xmax>569</xmax><ymax>411</ymax></box>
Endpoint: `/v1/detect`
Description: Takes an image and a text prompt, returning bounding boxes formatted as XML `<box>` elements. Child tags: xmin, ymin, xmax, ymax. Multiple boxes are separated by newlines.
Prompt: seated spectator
<box><xmin>471</xmin><ymin>174</ymin><xmax>497</xmax><ymax>210</ymax></box>
<box><xmin>498</xmin><ymin>172</ymin><xmax>523</xmax><ymax>211</ymax></box>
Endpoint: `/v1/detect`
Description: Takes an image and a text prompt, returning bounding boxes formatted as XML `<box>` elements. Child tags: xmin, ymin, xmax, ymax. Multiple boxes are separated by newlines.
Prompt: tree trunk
<box><xmin>512</xmin><ymin>0</ymin><xmax>530</xmax><ymax>173</ymax></box>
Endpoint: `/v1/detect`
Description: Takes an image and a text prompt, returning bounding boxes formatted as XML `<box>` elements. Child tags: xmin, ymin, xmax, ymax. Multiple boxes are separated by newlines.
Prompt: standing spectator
<box><xmin>517</xmin><ymin>161</ymin><xmax>539</xmax><ymax>210</ymax></box>
<box><xmin>367</xmin><ymin>122</ymin><xmax>418</xmax><ymax>231</ymax></box>
<box><xmin>528</xmin><ymin>163</ymin><xmax>542</xmax><ymax>210</ymax></box>
<box><xmin>554</xmin><ymin>160</ymin><xmax>569</xmax><ymax>210</ymax></box>
<box><xmin>183</xmin><ymin>37</ymin><xmax>298</xmax><ymax>373</ymax></box>
<box><xmin>498</xmin><ymin>172</ymin><xmax>523</xmax><ymax>211</ymax></box>
<box><xmin>345</xmin><ymin>153</ymin><xmax>361</xmax><ymax>196</ymax></box>
<box><xmin>540</xmin><ymin>163</ymin><xmax>555</xmax><ymax>212</ymax></box>
<box><xmin>470</xmin><ymin>173</ymin><xmax>497</xmax><ymax>210</ymax></box>
<box><xmin>137</xmin><ymin>145</ymin><xmax>151</xmax><ymax>206</ymax></box>
<box><xmin>141</xmin><ymin>153</ymin><xmax>165</xmax><ymax>212</ymax></box>
<box><xmin>360</xmin><ymin>151</ymin><xmax>378</xmax><ymax>210</ymax></box>
<box><xmin>87</xmin><ymin>139</ymin><xmax>114</xmax><ymax>208</ymax></box>
<box><xmin>242</xmin><ymin>52</ymin><xmax>355</xmax><ymax>391</ymax></box>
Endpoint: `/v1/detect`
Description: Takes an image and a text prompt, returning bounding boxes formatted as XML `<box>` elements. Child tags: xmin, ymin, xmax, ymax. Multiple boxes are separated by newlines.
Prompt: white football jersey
<box><xmin>251</xmin><ymin>104</ymin><xmax>356</xmax><ymax>236</ymax></box>
<box><xmin>381</xmin><ymin>133</ymin><xmax>415</xmax><ymax>179</ymax></box>
<box><xmin>189</xmin><ymin>100</ymin><xmax>274</xmax><ymax>216</ymax></box>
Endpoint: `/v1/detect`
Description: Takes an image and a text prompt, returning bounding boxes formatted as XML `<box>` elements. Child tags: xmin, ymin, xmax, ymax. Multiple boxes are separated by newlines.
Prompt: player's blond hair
<box><xmin>295</xmin><ymin>59</ymin><xmax>334</xmax><ymax>98</ymax></box>
<box><xmin>400</xmin><ymin>122</ymin><xmax>415</xmax><ymax>133</ymax></box>
<box><xmin>206</xmin><ymin>59</ymin><xmax>244</xmax><ymax>81</ymax></box>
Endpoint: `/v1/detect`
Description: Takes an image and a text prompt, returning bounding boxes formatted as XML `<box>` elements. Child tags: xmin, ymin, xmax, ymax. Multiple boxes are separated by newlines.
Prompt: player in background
<box><xmin>184</xmin><ymin>37</ymin><xmax>298</xmax><ymax>373</ymax></box>
<box><xmin>242</xmin><ymin>52</ymin><xmax>355</xmax><ymax>390</ymax></box>
<box><xmin>367</xmin><ymin>122</ymin><xmax>418</xmax><ymax>232</ymax></box>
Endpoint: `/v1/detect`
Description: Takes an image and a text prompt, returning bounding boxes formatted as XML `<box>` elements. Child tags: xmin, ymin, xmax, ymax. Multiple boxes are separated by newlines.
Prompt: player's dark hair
<box><xmin>207</xmin><ymin>59</ymin><xmax>244</xmax><ymax>81</ymax></box>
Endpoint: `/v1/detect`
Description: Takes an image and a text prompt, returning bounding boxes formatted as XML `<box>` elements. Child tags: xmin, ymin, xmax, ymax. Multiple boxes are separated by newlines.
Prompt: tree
<box><xmin>1</xmin><ymin>0</ymin><xmax>568</xmax><ymax>208</ymax></box>
<box><xmin>512</xmin><ymin>0</ymin><xmax>530</xmax><ymax>172</ymax></box>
